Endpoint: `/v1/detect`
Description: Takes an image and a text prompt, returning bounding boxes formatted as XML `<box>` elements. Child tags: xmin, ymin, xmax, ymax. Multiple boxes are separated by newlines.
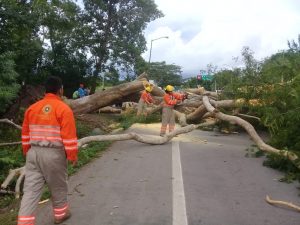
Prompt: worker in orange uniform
<box><xmin>160</xmin><ymin>85</ymin><xmax>187</xmax><ymax>136</ymax></box>
<box><xmin>18</xmin><ymin>76</ymin><xmax>78</xmax><ymax>225</ymax></box>
<box><xmin>137</xmin><ymin>84</ymin><xmax>154</xmax><ymax>116</ymax></box>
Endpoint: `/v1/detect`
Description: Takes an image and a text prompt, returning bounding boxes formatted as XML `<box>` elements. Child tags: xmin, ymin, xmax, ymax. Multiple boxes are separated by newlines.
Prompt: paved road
<box><xmin>36</xmin><ymin>124</ymin><xmax>300</xmax><ymax>225</ymax></box>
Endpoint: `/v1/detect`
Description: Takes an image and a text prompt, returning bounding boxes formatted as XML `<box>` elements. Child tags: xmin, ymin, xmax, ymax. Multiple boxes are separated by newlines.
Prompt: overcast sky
<box><xmin>142</xmin><ymin>0</ymin><xmax>300</xmax><ymax>77</ymax></box>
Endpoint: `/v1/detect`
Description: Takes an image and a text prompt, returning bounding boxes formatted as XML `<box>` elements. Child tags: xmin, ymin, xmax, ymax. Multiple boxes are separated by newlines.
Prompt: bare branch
<box><xmin>1</xmin><ymin>167</ymin><xmax>25</xmax><ymax>190</ymax></box>
<box><xmin>0</xmin><ymin>141</ymin><xmax>22</xmax><ymax>147</ymax></box>
<box><xmin>78</xmin><ymin>124</ymin><xmax>197</xmax><ymax>147</ymax></box>
<box><xmin>266</xmin><ymin>195</ymin><xmax>300</xmax><ymax>212</ymax></box>
<box><xmin>237</xmin><ymin>113</ymin><xmax>261</xmax><ymax>121</ymax></box>
<box><xmin>0</xmin><ymin>119</ymin><xmax>22</xmax><ymax>130</ymax></box>
<box><xmin>15</xmin><ymin>168</ymin><xmax>25</xmax><ymax>199</ymax></box>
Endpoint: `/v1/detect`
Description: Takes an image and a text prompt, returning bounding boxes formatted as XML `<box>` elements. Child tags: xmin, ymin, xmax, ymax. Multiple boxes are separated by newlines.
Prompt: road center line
<box><xmin>172</xmin><ymin>141</ymin><xmax>188</xmax><ymax>225</ymax></box>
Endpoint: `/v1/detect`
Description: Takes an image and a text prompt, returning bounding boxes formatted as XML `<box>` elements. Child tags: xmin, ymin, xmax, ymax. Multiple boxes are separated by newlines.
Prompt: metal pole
<box><xmin>148</xmin><ymin>40</ymin><xmax>153</xmax><ymax>63</ymax></box>
<box><xmin>148</xmin><ymin>36</ymin><xmax>168</xmax><ymax>64</ymax></box>
<box><xmin>102</xmin><ymin>73</ymin><xmax>105</xmax><ymax>90</ymax></box>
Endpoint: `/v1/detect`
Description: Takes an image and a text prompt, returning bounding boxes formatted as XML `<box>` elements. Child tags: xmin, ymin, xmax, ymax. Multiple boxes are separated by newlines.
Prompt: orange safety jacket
<box><xmin>21</xmin><ymin>93</ymin><xmax>78</xmax><ymax>161</ymax></box>
<box><xmin>163</xmin><ymin>92</ymin><xmax>184</xmax><ymax>107</ymax></box>
<box><xmin>140</xmin><ymin>90</ymin><xmax>153</xmax><ymax>104</ymax></box>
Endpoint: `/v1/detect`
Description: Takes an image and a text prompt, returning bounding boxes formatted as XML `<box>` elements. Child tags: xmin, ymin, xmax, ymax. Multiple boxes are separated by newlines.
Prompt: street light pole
<box><xmin>148</xmin><ymin>36</ymin><xmax>169</xmax><ymax>63</ymax></box>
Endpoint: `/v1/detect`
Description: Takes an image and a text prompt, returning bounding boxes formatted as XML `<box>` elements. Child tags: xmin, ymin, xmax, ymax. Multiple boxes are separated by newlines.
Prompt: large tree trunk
<box><xmin>69</xmin><ymin>79</ymin><xmax>147</xmax><ymax>114</ymax></box>
<box><xmin>68</xmin><ymin>72</ymin><xmax>164</xmax><ymax>114</ymax></box>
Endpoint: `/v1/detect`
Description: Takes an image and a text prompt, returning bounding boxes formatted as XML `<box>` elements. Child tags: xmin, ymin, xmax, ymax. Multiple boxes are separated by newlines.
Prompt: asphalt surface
<box><xmin>35</xmin><ymin>124</ymin><xmax>300</xmax><ymax>225</ymax></box>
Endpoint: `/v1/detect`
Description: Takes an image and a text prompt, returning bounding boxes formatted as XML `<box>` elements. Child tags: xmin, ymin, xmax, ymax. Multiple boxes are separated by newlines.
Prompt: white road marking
<box><xmin>172</xmin><ymin>141</ymin><xmax>188</xmax><ymax>225</ymax></box>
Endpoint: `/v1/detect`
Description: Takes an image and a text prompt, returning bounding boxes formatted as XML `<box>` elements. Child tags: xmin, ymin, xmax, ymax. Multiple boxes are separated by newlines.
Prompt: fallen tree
<box><xmin>1</xmin><ymin>78</ymin><xmax>299</xmax><ymax>211</ymax></box>
<box><xmin>67</xmin><ymin>73</ymin><xmax>164</xmax><ymax>114</ymax></box>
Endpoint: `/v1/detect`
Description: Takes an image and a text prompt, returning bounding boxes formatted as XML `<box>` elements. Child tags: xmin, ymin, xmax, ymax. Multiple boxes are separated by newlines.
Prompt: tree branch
<box><xmin>0</xmin><ymin>119</ymin><xmax>22</xmax><ymax>130</ymax></box>
<box><xmin>0</xmin><ymin>141</ymin><xmax>22</xmax><ymax>147</ymax></box>
<box><xmin>266</xmin><ymin>195</ymin><xmax>300</xmax><ymax>212</ymax></box>
<box><xmin>202</xmin><ymin>96</ymin><xmax>300</xmax><ymax>169</ymax></box>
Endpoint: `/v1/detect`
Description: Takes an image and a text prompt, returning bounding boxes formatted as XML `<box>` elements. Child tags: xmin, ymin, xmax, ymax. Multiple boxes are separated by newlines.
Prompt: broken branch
<box><xmin>266</xmin><ymin>195</ymin><xmax>300</xmax><ymax>212</ymax></box>
<box><xmin>0</xmin><ymin>119</ymin><xmax>22</xmax><ymax>130</ymax></box>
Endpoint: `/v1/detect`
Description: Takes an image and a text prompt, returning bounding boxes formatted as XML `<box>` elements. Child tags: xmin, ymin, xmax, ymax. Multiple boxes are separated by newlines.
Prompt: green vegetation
<box><xmin>263</xmin><ymin>153</ymin><xmax>300</xmax><ymax>184</ymax></box>
<box><xmin>0</xmin><ymin>0</ymin><xmax>162</xmax><ymax>103</ymax></box>
<box><xmin>0</xmin><ymin>53</ymin><xmax>20</xmax><ymax>114</ymax></box>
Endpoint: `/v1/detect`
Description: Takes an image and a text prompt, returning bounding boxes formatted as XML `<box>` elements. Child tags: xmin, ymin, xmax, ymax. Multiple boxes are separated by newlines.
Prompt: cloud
<box><xmin>143</xmin><ymin>0</ymin><xmax>300</xmax><ymax>76</ymax></box>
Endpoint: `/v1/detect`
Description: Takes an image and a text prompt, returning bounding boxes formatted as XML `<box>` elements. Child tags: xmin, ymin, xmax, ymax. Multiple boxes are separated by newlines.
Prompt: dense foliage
<box><xmin>0</xmin><ymin>0</ymin><xmax>162</xmax><ymax>113</ymax></box>
<box><xmin>148</xmin><ymin>61</ymin><xmax>183</xmax><ymax>88</ymax></box>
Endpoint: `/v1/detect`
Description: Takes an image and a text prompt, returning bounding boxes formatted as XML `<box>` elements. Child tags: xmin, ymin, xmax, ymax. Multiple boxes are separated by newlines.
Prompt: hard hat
<box><xmin>165</xmin><ymin>85</ymin><xmax>174</xmax><ymax>92</ymax></box>
<box><xmin>145</xmin><ymin>86</ymin><xmax>152</xmax><ymax>92</ymax></box>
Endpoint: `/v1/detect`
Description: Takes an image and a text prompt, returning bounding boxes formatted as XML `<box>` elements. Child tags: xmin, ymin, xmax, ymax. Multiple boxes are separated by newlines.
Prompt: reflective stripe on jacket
<box><xmin>140</xmin><ymin>91</ymin><xmax>153</xmax><ymax>104</ymax></box>
<box><xmin>163</xmin><ymin>92</ymin><xmax>184</xmax><ymax>107</ymax></box>
<box><xmin>21</xmin><ymin>93</ymin><xmax>78</xmax><ymax>161</ymax></box>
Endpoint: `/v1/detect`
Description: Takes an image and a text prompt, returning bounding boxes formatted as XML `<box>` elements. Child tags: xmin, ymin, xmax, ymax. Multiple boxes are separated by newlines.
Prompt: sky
<box><xmin>142</xmin><ymin>0</ymin><xmax>300</xmax><ymax>77</ymax></box>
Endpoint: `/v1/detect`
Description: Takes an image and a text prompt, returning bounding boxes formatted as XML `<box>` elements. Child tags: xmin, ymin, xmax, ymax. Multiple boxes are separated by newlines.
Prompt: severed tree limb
<box><xmin>237</xmin><ymin>113</ymin><xmax>261</xmax><ymax>121</ymax></box>
<box><xmin>15</xmin><ymin>168</ymin><xmax>26</xmax><ymax>199</ymax></box>
<box><xmin>174</xmin><ymin>110</ymin><xmax>188</xmax><ymax>127</ymax></box>
<box><xmin>0</xmin><ymin>189</ymin><xmax>15</xmax><ymax>194</ymax></box>
<box><xmin>1</xmin><ymin>167</ymin><xmax>25</xmax><ymax>198</ymax></box>
<box><xmin>0</xmin><ymin>141</ymin><xmax>22</xmax><ymax>147</ymax></box>
<box><xmin>78</xmin><ymin>124</ymin><xmax>197</xmax><ymax>147</ymax></box>
<box><xmin>186</xmin><ymin>105</ymin><xmax>207</xmax><ymax>123</ymax></box>
<box><xmin>146</xmin><ymin>105</ymin><xmax>162</xmax><ymax>115</ymax></box>
<box><xmin>0</xmin><ymin>119</ymin><xmax>22</xmax><ymax>130</ymax></box>
<box><xmin>99</xmin><ymin>106</ymin><xmax>121</xmax><ymax>114</ymax></box>
<box><xmin>1</xmin><ymin>124</ymin><xmax>202</xmax><ymax>197</ymax></box>
<box><xmin>202</xmin><ymin>96</ymin><xmax>300</xmax><ymax>169</ymax></box>
<box><xmin>266</xmin><ymin>195</ymin><xmax>300</xmax><ymax>212</ymax></box>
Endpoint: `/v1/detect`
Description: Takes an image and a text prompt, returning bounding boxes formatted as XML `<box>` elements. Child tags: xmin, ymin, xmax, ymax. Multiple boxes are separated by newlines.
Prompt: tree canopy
<box><xmin>0</xmin><ymin>0</ymin><xmax>162</xmax><ymax>113</ymax></box>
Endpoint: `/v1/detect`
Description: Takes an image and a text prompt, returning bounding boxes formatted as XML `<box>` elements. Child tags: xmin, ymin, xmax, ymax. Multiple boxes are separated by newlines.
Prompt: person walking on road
<box><xmin>137</xmin><ymin>84</ymin><xmax>154</xmax><ymax>116</ymax></box>
<box><xmin>18</xmin><ymin>76</ymin><xmax>78</xmax><ymax>225</ymax></box>
<box><xmin>160</xmin><ymin>85</ymin><xmax>187</xmax><ymax>136</ymax></box>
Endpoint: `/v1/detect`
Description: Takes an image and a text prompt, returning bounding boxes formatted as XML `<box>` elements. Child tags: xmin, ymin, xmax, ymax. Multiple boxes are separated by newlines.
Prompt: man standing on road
<box><xmin>137</xmin><ymin>84</ymin><xmax>154</xmax><ymax>116</ymax></box>
<box><xmin>18</xmin><ymin>76</ymin><xmax>78</xmax><ymax>225</ymax></box>
<box><xmin>160</xmin><ymin>85</ymin><xmax>187</xmax><ymax>136</ymax></box>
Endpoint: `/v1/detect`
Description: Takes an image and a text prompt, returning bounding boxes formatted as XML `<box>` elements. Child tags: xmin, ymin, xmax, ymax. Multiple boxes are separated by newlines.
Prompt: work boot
<box><xmin>54</xmin><ymin>210</ymin><xmax>71</xmax><ymax>224</ymax></box>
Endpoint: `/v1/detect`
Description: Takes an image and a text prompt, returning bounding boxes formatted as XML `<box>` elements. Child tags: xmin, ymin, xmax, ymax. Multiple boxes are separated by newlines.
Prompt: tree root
<box><xmin>266</xmin><ymin>195</ymin><xmax>300</xmax><ymax>212</ymax></box>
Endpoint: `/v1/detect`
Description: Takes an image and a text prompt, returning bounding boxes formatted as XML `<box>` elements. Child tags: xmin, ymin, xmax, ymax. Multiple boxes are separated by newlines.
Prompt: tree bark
<box><xmin>69</xmin><ymin>79</ymin><xmax>148</xmax><ymax>114</ymax></box>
